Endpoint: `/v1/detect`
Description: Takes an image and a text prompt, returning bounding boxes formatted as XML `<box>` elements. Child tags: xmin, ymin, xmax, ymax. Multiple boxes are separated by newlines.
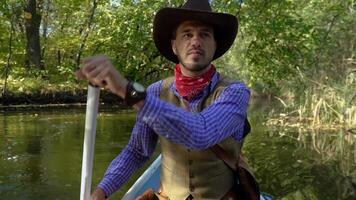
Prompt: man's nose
<box><xmin>191</xmin><ymin>35</ymin><xmax>202</xmax><ymax>47</ymax></box>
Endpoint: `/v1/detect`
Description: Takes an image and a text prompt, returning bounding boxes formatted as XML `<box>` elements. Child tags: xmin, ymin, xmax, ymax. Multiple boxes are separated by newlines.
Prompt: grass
<box><xmin>1</xmin><ymin>73</ymin><xmax>86</xmax><ymax>98</ymax></box>
<box><xmin>266</xmin><ymin>73</ymin><xmax>356</xmax><ymax>131</ymax></box>
<box><xmin>266</xmin><ymin>97</ymin><xmax>355</xmax><ymax>131</ymax></box>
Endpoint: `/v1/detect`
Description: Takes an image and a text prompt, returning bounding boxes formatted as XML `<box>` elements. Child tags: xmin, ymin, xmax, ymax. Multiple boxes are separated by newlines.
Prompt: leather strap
<box><xmin>211</xmin><ymin>119</ymin><xmax>251</xmax><ymax>169</ymax></box>
<box><xmin>210</xmin><ymin>144</ymin><xmax>239</xmax><ymax>171</ymax></box>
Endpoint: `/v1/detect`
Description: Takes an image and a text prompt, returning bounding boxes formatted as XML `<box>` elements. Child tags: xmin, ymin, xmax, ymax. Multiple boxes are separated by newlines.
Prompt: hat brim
<box><xmin>153</xmin><ymin>7</ymin><xmax>238</xmax><ymax>63</ymax></box>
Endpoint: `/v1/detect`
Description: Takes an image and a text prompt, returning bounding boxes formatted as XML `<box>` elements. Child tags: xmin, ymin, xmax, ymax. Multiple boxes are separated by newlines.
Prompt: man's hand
<box><xmin>91</xmin><ymin>188</ymin><xmax>106</xmax><ymax>200</ymax></box>
<box><xmin>75</xmin><ymin>55</ymin><xmax>129</xmax><ymax>98</ymax></box>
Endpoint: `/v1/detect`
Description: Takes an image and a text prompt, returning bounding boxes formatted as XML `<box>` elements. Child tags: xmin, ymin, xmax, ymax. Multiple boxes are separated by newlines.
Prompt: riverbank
<box><xmin>0</xmin><ymin>89</ymin><xmax>128</xmax><ymax>112</ymax></box>
<box><xmin>1</xmin><ymin>83</ymin><xmax>355</xmax><ymax>132</ymax></box>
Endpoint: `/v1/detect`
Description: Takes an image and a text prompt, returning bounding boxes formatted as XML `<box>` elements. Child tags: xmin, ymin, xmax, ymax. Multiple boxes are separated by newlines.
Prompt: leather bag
<box><xmin>211</xmin><ymin>145</ymin><xmax>260</xmax><ymax>200</ymax></box>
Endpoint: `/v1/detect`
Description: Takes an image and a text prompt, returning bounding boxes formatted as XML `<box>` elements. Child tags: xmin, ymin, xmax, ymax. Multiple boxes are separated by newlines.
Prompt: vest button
<box><xmin>188</xmin><ymin>160</ymin><xmax>193</xmax><ymax>165</ymax></box>
<box><xmin>189</xmin><ymin>185</ymin><xmax>195</xmax><ymax>192</ymax></box>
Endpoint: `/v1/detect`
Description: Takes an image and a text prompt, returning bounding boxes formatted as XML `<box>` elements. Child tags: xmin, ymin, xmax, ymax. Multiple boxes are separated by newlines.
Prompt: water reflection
<box><xmin>243</xmin><ymin>121</ymin><xmax>355</xmax><ymax>199</ymax></box>
<box><xmin>0</xmin><ymin>108</ymin><xmax>355</xmax><ymax>199</ymax></box>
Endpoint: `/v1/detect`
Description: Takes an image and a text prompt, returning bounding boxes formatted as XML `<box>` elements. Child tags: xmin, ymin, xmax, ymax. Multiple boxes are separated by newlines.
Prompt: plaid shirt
<box><xmin>98</xmin><ymin>72</ymin><xmax>250</xmax><ymax>197</ymax></box>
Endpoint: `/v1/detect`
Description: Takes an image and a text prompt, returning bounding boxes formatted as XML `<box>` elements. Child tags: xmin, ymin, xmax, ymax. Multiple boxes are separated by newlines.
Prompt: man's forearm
<box><xmin>137</xmin><ymin>83</ymin><xmax>250</xmax><ymax>150</ymax></box>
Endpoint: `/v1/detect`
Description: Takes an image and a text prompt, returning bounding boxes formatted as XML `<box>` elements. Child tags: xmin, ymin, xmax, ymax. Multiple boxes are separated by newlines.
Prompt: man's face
<box><xmin>171</xmin><ymin>20</ymin><xmax>216</xmax><ymax>74</ymax></box>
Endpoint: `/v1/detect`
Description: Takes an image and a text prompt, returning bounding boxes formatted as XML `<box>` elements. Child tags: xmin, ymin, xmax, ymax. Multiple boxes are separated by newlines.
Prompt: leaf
<box><xmin>23</xmin><ymin>11</ymin><xmax>32</xmax><ymax>19</ymax></box>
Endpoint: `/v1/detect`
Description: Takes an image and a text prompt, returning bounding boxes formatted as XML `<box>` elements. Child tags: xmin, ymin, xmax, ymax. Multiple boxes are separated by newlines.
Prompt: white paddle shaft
<box><xmin>80</xmin><ymin>85</ymin><xmax>100</xmax><ymax>200</ymax></box>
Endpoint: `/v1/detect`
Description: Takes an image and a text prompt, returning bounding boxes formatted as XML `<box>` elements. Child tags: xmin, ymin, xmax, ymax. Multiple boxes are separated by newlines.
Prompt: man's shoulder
<box><xmin>156</xmin><ymin>76</ymin><xmax>175</xmax><ymax>91</ymax></box>
<box><xmin>161</xmin><ymin>76</ymin><xmax>174</xmax><ymax>86</ymax></box>
<box><xmin>147</xmin><ymin>76</ymin><xmax>176</xmax><ymax>93</ymax></box>
<box><xmin>146</xmin><ymin>80</ymin><xmax>163</xmax><ymax>97</ymax></box>
<box><xmin>217</xmin><ymin>75</ymin><xmax>248</xmax><ymax>90</ymax></box>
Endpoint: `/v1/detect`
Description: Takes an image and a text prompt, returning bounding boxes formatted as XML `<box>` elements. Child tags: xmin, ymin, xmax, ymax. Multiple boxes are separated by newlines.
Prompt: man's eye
<box><xmin>201</xmin><ymin>32</ymin><xmax>211</xmax><ymax>38</ymax></box>
<box><xmin>183</xmin><ymin>33</ymin><xmax>191</xmax><ymax>38</ymax></box>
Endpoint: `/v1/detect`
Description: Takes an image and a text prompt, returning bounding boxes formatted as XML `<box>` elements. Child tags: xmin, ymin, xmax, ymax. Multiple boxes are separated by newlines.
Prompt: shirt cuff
<box><xmin>97</xmin><ymin>179</ymin><xmax>117</xmax><ymax>198</ymax></box>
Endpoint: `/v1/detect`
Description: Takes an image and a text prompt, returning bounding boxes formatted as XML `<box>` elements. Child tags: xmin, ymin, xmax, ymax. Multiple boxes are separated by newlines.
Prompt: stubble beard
<box><xmin>177</xmin><ymin>54</ymin><xmax>211</xmax><ymax>73</ymax></box>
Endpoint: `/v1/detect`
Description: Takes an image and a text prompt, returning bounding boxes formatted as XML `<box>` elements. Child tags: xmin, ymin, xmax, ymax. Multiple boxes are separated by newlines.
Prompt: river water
<box><xmin>0</xmin><ymin>105</ymin><xmax>354</xmax><ymax>199</ymax></box>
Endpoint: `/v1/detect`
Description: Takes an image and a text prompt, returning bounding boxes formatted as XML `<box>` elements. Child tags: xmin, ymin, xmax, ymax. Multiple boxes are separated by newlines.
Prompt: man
<box><xmin>76</xmin><ymin>0</ymin><xmax>256</xmax><ymax>199</ymax></box>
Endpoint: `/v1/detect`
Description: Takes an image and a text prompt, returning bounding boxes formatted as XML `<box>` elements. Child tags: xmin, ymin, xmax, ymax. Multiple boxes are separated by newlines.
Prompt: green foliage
<box><xmin>213</xmin><ymin>0</ymin><xmax>355</xmax><ymax>128</ymax></box>
<box><xmin>0</xmin><ymin>0</ymin><xmax>355</xmax><ymax>128</ymax></box>
<box><xmin>215</xmin><ymin>0</ymin><xmax>355</xmax><ymax>92</ymax></box>
<box><xmin>1</xmin><ymin>0</ymin><xmax>353</xmax><ymax>86</ymax></box>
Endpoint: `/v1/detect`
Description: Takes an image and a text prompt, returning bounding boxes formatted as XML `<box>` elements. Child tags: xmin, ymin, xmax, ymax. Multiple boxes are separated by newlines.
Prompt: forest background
<box><xmin>0</xmin><ymin>0</ymin><xmax>355</xmax><ymax>130</ymax></box>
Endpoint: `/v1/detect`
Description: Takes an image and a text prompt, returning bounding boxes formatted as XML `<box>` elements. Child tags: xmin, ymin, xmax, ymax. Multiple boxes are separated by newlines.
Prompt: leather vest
<box><xmin>159</xmin><ymin>76</ymin><xmax>243</xmax><ymax>200</ymax></box>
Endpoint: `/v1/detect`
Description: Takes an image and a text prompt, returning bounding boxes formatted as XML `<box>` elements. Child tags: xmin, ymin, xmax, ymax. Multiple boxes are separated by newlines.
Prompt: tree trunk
<box><xmin>24</xmin><ymin>0</ymin><xmax>43</xmax><ymax>70</ymax></box>
<box><xmin>75</xmin><ymin>0</ymin><xmax>98</xmax><ymax>66</ymax></box>
<box><xmin>2</xmin><ymin>6</ymin><xmax>15</xmax><ymax>105</ymax></box>
<box><xmin>56</xmin><ymin>14</ymin><xmax>69</xmax><ymax>66</ymax></box>
<box><xmin>57</xmin><ymin>50</ymin><xmax>61</xmax><ymax>66</ymax></box>
<box><xmin>41</xmin><ymin>0</ymin><xmax>49</xmax><ymax>61</ymax></box>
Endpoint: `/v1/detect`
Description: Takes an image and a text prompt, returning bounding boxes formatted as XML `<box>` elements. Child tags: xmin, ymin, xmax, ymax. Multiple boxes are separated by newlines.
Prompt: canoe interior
<box><xmin>122</xmin><ymin>155</ymin><xmax>273</xmax><ymax>200</ymax></box>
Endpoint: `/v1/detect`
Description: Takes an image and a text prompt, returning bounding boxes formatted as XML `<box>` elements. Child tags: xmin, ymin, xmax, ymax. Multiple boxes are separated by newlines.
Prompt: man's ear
<box><xmin>171</xmin><ymin>40</ymin><xmax>177</xmax><ymax>55</ymax></box>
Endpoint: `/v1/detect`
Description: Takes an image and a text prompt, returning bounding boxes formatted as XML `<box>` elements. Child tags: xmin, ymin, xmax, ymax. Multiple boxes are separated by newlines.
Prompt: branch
<box><xmin>313</xmin><ymin>14</ymin><xmax>339</xmax><ymax>73</ymax></box>
<box><xmin>349</xmin><ymin>92</ymin><xmax>356</xmax><ymax>107</ymax></box>
<box><xmin>76</xmin><ymin>0</ymin><xmax>98</xmax><ymax>66</ymax></box>
<box><xmin>347</xmin><ymin>69</ymin><xmax>356</xmax><ymax>75</ymax></box>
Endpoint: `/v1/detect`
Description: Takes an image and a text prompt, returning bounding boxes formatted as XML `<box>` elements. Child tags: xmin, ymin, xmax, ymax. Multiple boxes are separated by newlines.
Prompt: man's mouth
<box><xmin>188</xmin><ymin>49</ymin><xmax>204</xmax><ymax>56</ymax></box>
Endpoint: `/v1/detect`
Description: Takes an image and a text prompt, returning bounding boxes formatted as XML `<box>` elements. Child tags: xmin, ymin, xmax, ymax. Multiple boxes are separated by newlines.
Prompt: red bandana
<box><xmin>174</xmin><ymin>64</ymin><xmax>216</xmax><ymax>101</ymax></box>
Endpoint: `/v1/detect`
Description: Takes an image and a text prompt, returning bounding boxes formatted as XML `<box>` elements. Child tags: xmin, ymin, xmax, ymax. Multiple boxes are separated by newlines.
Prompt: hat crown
<box><xmin>153</xmin><ymin>0</ymin><xmax>238</xmax><ymax>63</ymax></box>
<box><xmin>182</xmin><ymin>0</ymin><xmax>212</xmax><ymax>12</ymax></box>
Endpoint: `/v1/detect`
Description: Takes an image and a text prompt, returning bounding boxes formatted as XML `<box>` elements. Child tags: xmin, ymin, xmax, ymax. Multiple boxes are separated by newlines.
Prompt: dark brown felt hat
<box><xmin>153</xmin><ymin>0</ymin><xmax>239</xmax><ymax>63</ymax></box>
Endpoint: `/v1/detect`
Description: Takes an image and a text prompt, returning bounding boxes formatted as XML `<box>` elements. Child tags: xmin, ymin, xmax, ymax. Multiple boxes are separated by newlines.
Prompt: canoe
<box><xmin>122</xmin><ymin>155</ymin><xmax>273</xmax><ymax>200</ymax></box>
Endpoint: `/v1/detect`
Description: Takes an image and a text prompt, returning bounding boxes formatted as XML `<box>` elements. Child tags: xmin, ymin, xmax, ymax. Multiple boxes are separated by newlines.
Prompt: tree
<box><xmin>24</xmin><ymin>0</ymin><xmax>43</xmax><ymax>69</ymax></box>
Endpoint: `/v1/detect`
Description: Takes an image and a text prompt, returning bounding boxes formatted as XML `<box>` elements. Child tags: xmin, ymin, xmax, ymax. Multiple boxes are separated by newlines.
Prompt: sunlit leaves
<box><xmin>0</xmin><ymin>0</ymin><xmax>354</xmax><ymax>93</ymax></box>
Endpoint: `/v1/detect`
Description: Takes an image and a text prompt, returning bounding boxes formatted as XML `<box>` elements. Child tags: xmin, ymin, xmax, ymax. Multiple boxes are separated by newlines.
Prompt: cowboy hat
<box><xmin>153</xmin><ymin>0</ymin><xmax>239</xmax><ymax>63</ymax></box>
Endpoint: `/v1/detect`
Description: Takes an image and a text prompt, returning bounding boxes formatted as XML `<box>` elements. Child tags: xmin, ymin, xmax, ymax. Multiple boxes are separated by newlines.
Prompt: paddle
<box><xmin>80</xmin><ymin>84</ymin><xmax>100</xmax><ymax>200</ymax></box>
